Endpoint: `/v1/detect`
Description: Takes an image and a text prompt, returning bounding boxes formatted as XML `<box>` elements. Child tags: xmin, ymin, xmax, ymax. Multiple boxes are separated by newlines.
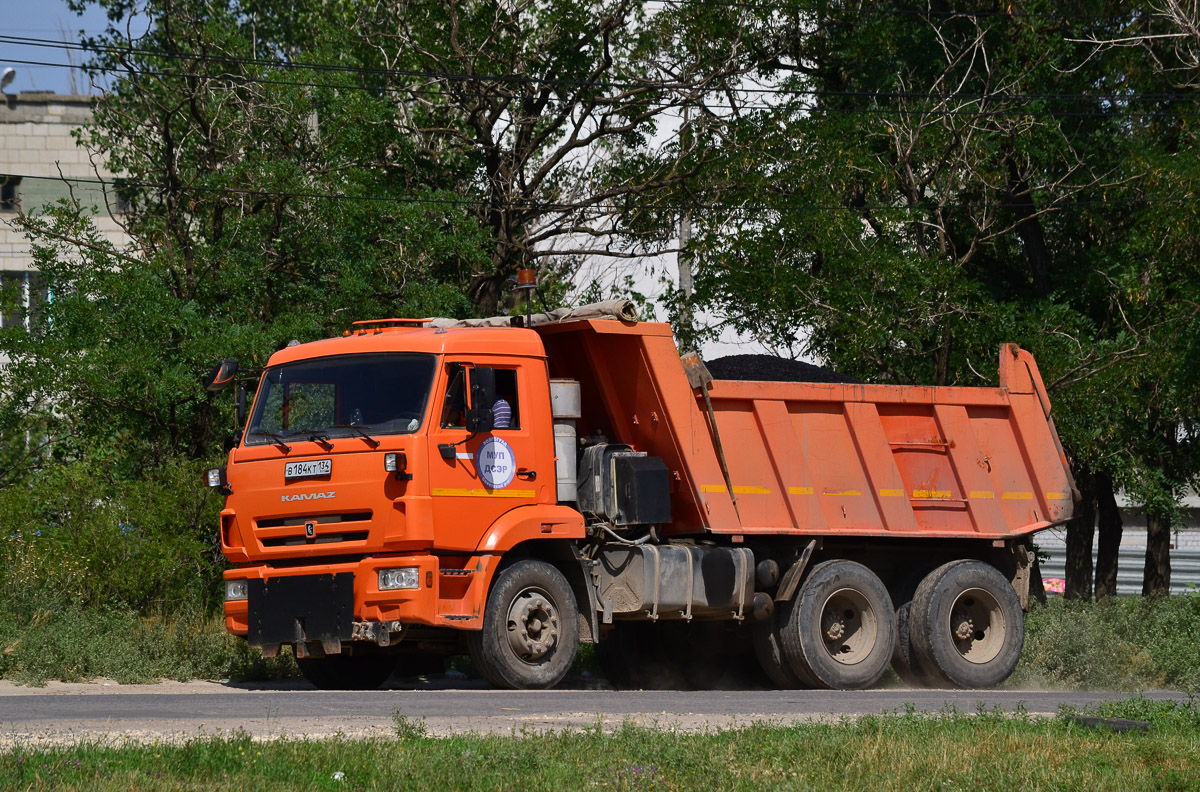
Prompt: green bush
<box><xmin>1017</xmin><ymin>595</ymin><xmax>1200</xmax><ymax>691</ymax></box>
<box><xmin>0</xmin><ymin>461</ymin><xmax>224</xmax><ymax>616</ymax></box>
<box><xmin>0</xmin><ymin>606</ymin><xmax>296</xmax><ymax>685</ymax></box>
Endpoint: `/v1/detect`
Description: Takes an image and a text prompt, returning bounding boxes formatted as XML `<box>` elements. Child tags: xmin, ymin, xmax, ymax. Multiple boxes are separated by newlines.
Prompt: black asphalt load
<box><xmin>705</xmin><ymin>354</ymin><xmax>862</xmax><ymax>384</ymax></box>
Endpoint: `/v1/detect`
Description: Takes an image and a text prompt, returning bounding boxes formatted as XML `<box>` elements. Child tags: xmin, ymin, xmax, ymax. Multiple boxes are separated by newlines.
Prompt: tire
<box><xmin>889</xmin><ymin>567</ymin><xmax>938</xmax><ymax>688</ymax></box>
<box><xmin>753</xmin><ymin>612</ymin><xmax>813</xmax><ymax>689</ymax></box>
<box><xmin>891</xmin><ymin>601</ymin><xmax>928</xmax><ymax>687</ymax></box>
<box><xmin>779</xmin><ymin>560</ymin><xmax>896</xmax><ymax>690</ymax></box>
<box><xmin>297</xmin><ymin>653</ymin><xmax>397</xmax><ymax>690</ymax></box>
<box><xmin>908</xmin><ymin>560</ymin><xmax>1024</xmax><ymax>689</ymax></box>
<box><xmin>468</xmin><ymin>559</ymin><xmax>579</xmax><ymax>690</ymax></box>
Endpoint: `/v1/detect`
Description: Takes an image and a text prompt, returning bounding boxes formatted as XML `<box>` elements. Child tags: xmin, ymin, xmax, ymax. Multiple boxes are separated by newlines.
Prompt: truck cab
<box><xmin>217</xmin><ymin>320</ymin><xmax>585</xmax><ymax>689</ymax></box>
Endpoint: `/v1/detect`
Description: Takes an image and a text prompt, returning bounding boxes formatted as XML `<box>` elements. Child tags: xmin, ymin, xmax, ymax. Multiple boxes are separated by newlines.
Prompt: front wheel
<box><xmin>908</xmin><ymin>560</ymin><xmax>1024</xmax><ymax>689</ymax></box>
<box><xmin>468</xmin><ymin>559</ymin><xmax>579</xmax><ymax>690</ymax></box>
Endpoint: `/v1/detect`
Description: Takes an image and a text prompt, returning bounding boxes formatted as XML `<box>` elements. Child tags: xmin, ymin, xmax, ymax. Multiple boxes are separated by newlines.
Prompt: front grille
<box><xmin>266</xmin><ymin>554</ymin><xmax>369</xmax><ymax>569</ymax></box>
<box><xmin>256</xmin><ymin>512</ymin><xmax>371</xmax><ymax>529</ymax></box>
<box><xmin>261</xmin><ymin>531</ymin><xmax>369</xmax><ymax>547</ymax></box>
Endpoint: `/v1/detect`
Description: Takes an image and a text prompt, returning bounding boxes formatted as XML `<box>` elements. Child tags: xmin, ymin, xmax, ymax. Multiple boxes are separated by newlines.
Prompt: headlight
<box><xmin>383</xmin><ymin>453</ymin><xmax>398</xmax><ymax>472</ymax></box>
<box><xmin>205</xmin><ymin>467</ymin><xmax>225</xmax><ymax>488</ymax></box>
<box><xmin>378</xmin><ymin>567</ymin><xmax>420</xmax><ymax>591</ymax></box>
<box><xmin>225</xmin><ymin>579</ymin><xmax>248</xmax><ymax>601</ymax></box>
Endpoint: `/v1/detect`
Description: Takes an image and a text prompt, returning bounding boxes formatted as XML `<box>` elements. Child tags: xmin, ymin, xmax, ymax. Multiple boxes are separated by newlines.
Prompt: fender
<box><xmin>474</xmin><ymin>504</ymin><xmax>585</xmax><ymax>554</ymax></box>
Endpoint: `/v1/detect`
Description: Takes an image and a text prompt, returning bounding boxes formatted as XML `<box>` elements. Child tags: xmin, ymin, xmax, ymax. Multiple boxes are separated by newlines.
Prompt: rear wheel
<box><xmin>753</xmin><ymin>613</ymin><xmax>813</xmax><ymax>689</ymax></box>
<box><xmin>297</xmin><ymin>653</ymin><xmax>397</xmax><ymax>690</ymax></box>
<box><xmin>908</xmin><ymin>560</ymin><xmax>1024</xmax><ymax>689</ymax></box>
<box><xmin>780</xmin><ymin>560</ymin><xmax>895</xmax><ymax>690</ymax></box>
<box><xmin>889</xmin><ymin>567</ymin><xmax>938</xmax><ymax>687</ymax></box>
<box><xmin>468</xmin><ymin>559</ymin><xmax>579</xmax><ymax>690</ymax></box>
<box><xmin>891</xmin><ymin>602</ymin><xmax>928</xmax><ymax>687</ymax></box>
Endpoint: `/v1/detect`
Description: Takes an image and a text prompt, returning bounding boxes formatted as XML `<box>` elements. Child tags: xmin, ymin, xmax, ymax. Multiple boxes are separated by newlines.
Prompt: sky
<box><xmin>2</xmin><ymin>0</ymin><xmax>112</xmax><ymax>95</ymax></box>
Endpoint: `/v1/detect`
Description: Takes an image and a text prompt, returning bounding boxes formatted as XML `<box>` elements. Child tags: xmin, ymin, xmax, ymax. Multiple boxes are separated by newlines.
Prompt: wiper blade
<box><xmin>247</xmin><ymin>431</ymin><xmax>292</xmax><ymax>453</ymax></box>
<box><xmin>292</xmin><ymin>431</ymin><xmax>333</xmax><ymax>451</ymax></box>
<box><xmin>330</xmin><ymin>423</ymin><xmax>380</xmax><ymax>448</ymax></box>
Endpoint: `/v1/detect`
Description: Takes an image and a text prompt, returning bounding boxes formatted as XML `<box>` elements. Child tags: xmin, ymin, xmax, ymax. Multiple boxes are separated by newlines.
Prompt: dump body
<box><xmin>216</xmin><ymin>311</ymin><xmax>1074</xmax><ymax>691</ymax></box>
<box><xmin>537</xmin><ymin>319</ymin><xmax>1073</xmax><ymax>540</ymax></box>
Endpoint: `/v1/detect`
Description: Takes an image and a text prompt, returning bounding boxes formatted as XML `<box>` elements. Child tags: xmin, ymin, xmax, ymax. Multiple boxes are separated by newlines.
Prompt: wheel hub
<box><xmin>818</xmin><ymin>590</ymin><xmax>876</xmax><ymax>666</ymax></box>
<box><xmin>506</xmin><ymin>589</ymin><xmax>559</xmax><ymax>662</ymax></box>
<box><xmin>949</xmin><ymin>588</ymin><xmax>1006</xmax><ymax>664</ymax></box>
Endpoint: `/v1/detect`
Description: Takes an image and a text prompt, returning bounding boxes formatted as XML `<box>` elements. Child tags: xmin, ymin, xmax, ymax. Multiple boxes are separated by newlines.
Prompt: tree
<box><xmin>360</xmin><ymin>0</ymin><xmax>782</xmax><ymax>313</ymax></box>
<box><xmin>679</xmin><ymin>1</ymin><xmax>1200</xmax><ymax>596</ymax></box>
<box><xmin>0</xmin><ymin>0</ymin><xmax>490</xmax><ymax>607</ymax></box>
<box><xmin>5</xmin><ymin>0</ymin><xmax>489</xmax><ymax>474</ymax></box>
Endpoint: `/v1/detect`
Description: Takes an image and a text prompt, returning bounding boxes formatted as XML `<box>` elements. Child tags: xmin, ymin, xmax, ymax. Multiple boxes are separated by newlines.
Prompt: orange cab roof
<box><xmin>267</xmin><ymin>324</ymin><xmax>548</xmax><ymax>367</ymax></box>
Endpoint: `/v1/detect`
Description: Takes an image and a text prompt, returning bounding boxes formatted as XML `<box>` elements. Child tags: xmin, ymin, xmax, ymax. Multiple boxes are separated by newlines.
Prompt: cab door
<box><xmin>428</xmin><ymin>360</ymin><xmax>546</xmax><ymax>551</ymax></box>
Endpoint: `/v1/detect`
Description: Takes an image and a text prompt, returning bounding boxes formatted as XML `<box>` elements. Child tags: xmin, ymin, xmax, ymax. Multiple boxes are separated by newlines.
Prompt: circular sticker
<box><xmin>476</xmin><ymin>436</ymin><xmax>516</xmax><ymax>489</ymax></box>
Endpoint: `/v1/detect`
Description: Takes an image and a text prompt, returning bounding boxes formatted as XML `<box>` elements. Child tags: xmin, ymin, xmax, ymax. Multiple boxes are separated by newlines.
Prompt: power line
<box><xmin>2</xmin><ymin>33</ymin><xmax>1192</xmax><ymax>104</ymax></box>
<box><xmin>4</xmin><ymin>55</ymin><xmax>1198</xmax><ymax>121</ymax></box>
<box><xmin>645</xmin><ymin>0</ymin><xmax>1145</xmax><ymax>21</ymax></box>
<box><xmin>10</xmin><ymin>172</ymin><xmax>1194</xmax><ymax>215</ymax></box>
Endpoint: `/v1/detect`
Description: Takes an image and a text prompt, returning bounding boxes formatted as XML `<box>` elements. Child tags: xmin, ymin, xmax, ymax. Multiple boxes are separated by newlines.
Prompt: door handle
<box><xmin>516</xmin><ymin>469</ymin><xmax>537</xmax><ymax>481</ymax></box>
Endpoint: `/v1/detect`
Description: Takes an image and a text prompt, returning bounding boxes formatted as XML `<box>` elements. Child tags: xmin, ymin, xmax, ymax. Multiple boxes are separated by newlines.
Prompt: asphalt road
<box><xmin>0</xmin><ymin>678</ymin><xmax>1187</xmax><ymax>746</ymax></box>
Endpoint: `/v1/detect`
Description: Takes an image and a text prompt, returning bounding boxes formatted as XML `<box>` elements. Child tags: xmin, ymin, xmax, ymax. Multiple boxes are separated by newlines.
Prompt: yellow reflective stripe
<box><xmin>788</xmin><ymin>486</ymin><xmax>814</xmax><ymax>495</ymax></box>
<box><xmin>431</xmin><ymin>488</ymin><xmax>535</xmax><ymax>498</ymax></box>
<box><xmin>912</xmin><ymin>489</ymin><xmax>952</xmax><ymax>499</ymax></box>
<box><xmin>1046</xmin><ymin>491</ymin><xmax>1068</xmax><ymax>500</ymax></box>
<box><xmin>824</xmin><ymin>490</ymin><xmax>862</xmax><ymax>497</ymax></box>
<box><xmin>879</xmin><ymin>488</ymin><xmax>905</xmax><ymax>497</ymax></box>
<box><xmin>1002</xmin><ymin>491</ymin><xmax>1033</xmax><ymax>500</ymax></box>
<box><xmin>700</xmin><ymin>485</ymin><xmax>771</xmax><ymax>494</ymax></box>
<box><xmin>969</xmin><ymin>490</ymin><xmax>995</xmax><ymax>499</ymax></box>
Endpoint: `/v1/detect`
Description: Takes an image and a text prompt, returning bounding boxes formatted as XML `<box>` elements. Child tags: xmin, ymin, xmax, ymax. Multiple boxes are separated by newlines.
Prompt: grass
<box><xmin>0</xmin><ymin>607</ymin><xmax>296</xmax><ymax>686</ymax></box>
<box><xmin>1</xmin><ymin>699</ymin><xmax>1198</xmax><ymax>791</ymax></box>
<box><xmin>2</xmin><ymin>594</ymin><xmax>1197</xmax><ymax>691</ymax></box>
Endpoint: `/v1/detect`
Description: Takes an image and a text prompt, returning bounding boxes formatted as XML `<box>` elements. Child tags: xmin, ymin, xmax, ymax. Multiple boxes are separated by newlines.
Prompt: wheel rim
<box><xmin>818</xmin><ymin>587</ymin><xmax>877</xmax><ymax>666</ymax></box>
<box><xmin>505</xmin><ymin>586</ymin><xmax>560</xmax><ymax>664</ymax></box>
<box><xmin>947</xmin><ymin>587</ymin><xmax>1005</xmax><ymax>664</ymax></box>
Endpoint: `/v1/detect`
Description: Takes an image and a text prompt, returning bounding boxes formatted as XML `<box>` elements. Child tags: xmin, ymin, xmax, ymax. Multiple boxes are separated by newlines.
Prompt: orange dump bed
<box><xmin>538</xmin><ymin>319</ymin><xmax>1074</xmax><ymax>540</ymax></box>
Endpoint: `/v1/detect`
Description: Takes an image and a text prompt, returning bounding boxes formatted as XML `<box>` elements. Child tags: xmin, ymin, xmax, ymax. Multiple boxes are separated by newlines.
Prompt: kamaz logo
<box><xmin>281</xmin><ymin>491</ymin><xmax>335</xmax><ymax>503</ymax></box>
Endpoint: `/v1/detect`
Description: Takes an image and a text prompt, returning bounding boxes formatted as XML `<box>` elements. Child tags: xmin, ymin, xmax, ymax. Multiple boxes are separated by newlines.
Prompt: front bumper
<box><xmin>223</xmin><ymin>554</ymin><xmax>442</xmax><ymax>640</ymax></box>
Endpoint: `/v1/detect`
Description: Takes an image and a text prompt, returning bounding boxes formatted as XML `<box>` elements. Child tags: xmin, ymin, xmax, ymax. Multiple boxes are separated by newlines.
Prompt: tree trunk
<box><xmin>1094</xmin><ymin>471</ymin><xmax>1123</xmax><ymax>600</ymax></box>
<box><xmin>1142</xmin><ymin>510</ymin><xmax>1172</xmax><ymax>597</ymax></box>
<box><xmin>1064</xmin><ymin>469</ymin><xmax>1095</xmax><ymax>600</ymax></box>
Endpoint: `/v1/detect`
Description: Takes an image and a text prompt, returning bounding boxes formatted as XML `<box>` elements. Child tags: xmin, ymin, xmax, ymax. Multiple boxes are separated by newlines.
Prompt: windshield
<box><xmin>245</xmin><ymin>353</ymin><xmax>436</xmax><ymax>444</ymax></box>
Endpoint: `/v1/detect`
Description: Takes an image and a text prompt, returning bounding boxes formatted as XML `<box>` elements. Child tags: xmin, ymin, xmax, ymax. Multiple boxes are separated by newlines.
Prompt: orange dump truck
<box><xmin>206</xmin><ymin>304</ymin><xmax>1074</xmax><ymax>690</ymax></box>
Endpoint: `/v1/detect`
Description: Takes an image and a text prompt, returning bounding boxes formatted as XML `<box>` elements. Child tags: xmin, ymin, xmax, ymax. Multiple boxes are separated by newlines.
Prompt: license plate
<box><xmin>285</xmin><ymin>458</ymin><xmax>332</xmax><ymax>480</ymax></box>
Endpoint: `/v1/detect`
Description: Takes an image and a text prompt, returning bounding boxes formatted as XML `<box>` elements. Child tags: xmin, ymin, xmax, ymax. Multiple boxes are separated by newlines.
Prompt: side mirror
<box><xmin>470</xmin><ymin>366</ymin><xmax>496</xmax><ymax>407</ymax></box>
<box><xmin>466</xmin><ymin>405</ymin><xmax>494</xmax><ymax>434</ymax></box>
<box><xmin>203</xmin><ymin>359</ymin><xmax>239</xmax><ymax>392</ymax></box>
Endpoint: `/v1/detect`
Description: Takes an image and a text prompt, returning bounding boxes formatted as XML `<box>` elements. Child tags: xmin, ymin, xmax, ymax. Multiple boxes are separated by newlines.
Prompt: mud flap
<box><xmin>247</xmin><ymin>573</ymin><xmax>354</xmax><ymax>647</ymax></box>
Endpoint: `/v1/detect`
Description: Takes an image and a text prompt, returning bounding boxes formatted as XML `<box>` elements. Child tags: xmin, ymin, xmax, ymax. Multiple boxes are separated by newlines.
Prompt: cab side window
<box><xmin>440</xmin><ymin>364</ymin><xmax>519</xmax><ymax>430</ymax></box>
<box><xmin>440</xmin><ymin>365</ymin><xmax>467</xmax><ymax>428</ymax></box>
<box><xmin>493</xmin><ymin>369</ymin><xmax>519</xmax><ymax>430</ymax></box>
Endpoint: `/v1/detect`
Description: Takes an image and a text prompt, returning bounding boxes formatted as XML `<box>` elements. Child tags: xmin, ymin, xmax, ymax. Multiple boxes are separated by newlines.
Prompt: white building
<box><xmin>0</xmin><ymin>91</ymin><xmax>127</xmax><ymax>329</ymax></box>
